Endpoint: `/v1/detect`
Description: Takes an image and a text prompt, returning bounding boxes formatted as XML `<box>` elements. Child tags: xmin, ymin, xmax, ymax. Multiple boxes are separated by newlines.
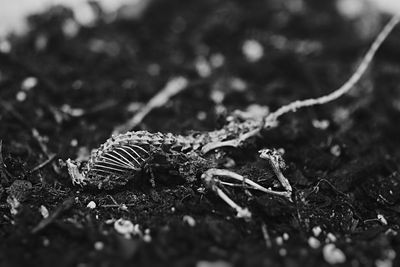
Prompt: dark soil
<box><xmin>1</xmin><ymin>1</ymin><xmax>400</xmax><ymax>267</ymax></box>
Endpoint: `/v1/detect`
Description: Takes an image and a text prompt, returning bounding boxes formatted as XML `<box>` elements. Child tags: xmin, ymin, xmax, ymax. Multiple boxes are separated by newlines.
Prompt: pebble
<box><xmin>323</xmin><ymin>244</ymin><xmax>346</xmax><ymax>264</ymax></box>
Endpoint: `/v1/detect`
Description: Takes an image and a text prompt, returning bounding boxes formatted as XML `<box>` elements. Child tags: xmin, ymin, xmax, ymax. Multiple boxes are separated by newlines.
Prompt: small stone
<box><xmin>21</xmin><ymin>77</ymin><xmax>38</xmax><ymax>91</ymax></box>
<box><xmin>312</xmin><ymin>226</ymin><xmax>322</xmax><ymax>237</ymax></box>
<box><xmin>94</xmin><ymin>241</ymin><xmax>104</xmax><ymax>250</ymax></box>
<box><xmin>40</xmin><ymin>205</ymin><xmax>49</xmax><ymax>218</ymax></box>
<box><xmin>323</xmin><ymin>244</ymin><xmax>346</xmax><ymax>264</ymax></box>
<box><xmin>242</xmin><ymin>39</ymin><xmax>264</xmax><ymax>62</ymax></box>
<box><xmin>308</xmin><ymin>237</ymin><xmax>321</xmax><ymax>249</ymax></box>
<box><xmin>86</xmin><ymin>201</ymin><xmax>96</xmax><ymax>209</ymax></box>
<box><xmin>183</xmin><ymin>215</ymin><xmax>196</xmax><ymax>227</ymax></box>
<box><xmin>114</xmin><ymin>218</ymin><xmax>135</xmax><ymax>238</ymax></box>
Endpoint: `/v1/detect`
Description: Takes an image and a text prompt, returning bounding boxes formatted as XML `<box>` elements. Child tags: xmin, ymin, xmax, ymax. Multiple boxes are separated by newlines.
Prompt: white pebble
<box><xmin>312</xmin><ymin>119</ymin><xmax>330</xmax><ymax>130</ymax></box>
<box><xmin>210</xmin><ymin>53</ymin><xmax>225</xmax><ymax>68</ymax></box>
<box><xmin>330</xmin><ymin>145</ymin><xmax>341</xmax><ymax>157</ymax></box>
<box><xmin>276</xmin><ymin>236</ymin><xmax>284</xmax><ymax>246</ymax></box>
<box><xmin>39</xmin><ymin>205</ymin><xmax>49</xmax><ymax>218</ymax></box>
<box><xmin>323</xmin><ymin>244</ymin><xmax>346</xmax><ymax>264</ymax></box>
<box><xmin>86</xmin><ymin>201</ymin><xmax>96</xmax><ymax>209</ymax></box>
<box><xmin>308</xmin><ymin>236</ymin><xmax>321</xmax><ymax>249</ymax></box>
<box><xmin>242</xmin><ymin>39</ymin><xmax>264</xmax><ymax>62</ymax></box>
<box><xmin>283</xmin><ymin>233</ymin><xmax>289</xmax><ymax>240</ymax></box>
<box><xmin>195</xmin><ymin>57</ymin><xmax>212</xmax><ymax>77</ymax></box>
<box><xmin>326</xmin><ymin>232</ymin><xmax>337</xmax><ymax>243</ymax></box>
<box><xmin>16</xmin><ymin>91</ymin><xmax>27</xmax><ymax>102</ymax></box>
<box><xmin>377</xmin><ymin>214</ymin><xmax>388</xmax><ymax>225</ymax></box>
<box><xmin>183</xmin><ymin>215</ymin><xmax>196</xmax><ymax>227</ymax></box>
<box><xmin>114</xmin><ymin>218</ymin><xmax>135</xmax><ymax>238</ymax></box>
<box><xmin>94</xmin><ymin>241</ymin><xmax>104</xmax><ymax>250</ymax></box>
<box><xmin>312</xmin><ymin>226</ymin><xmax>322</xmax><ymax>237</ymax></box>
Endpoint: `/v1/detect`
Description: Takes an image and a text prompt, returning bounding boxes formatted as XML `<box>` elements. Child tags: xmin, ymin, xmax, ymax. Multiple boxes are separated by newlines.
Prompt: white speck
<box><xmin>242</xmin><ymin>39</ymin><xmax>264</xmax><ymax>62</ymax></box>
<box><xmin>197</xmin><ymin>111</ymin><xmax>207</xmax><ymax>120</ymax></box>
<box><xmin>94</xmin><ymin>241</ymin><xmax>104</xmax><ymax>250</ymax></box>
<box><xmin>336</xmin><ymin>0</ymin><xmax>365</xmax><ymax>19</ymax></box>
<box><xmin>70</xmin><ymin>139</ymin><xmax>78</xmax><ymax>147</ymax></box>
<box><xmin>35</xmin><ymin>34</ymin><xmax>48</xmax><ymax>51</ymax></box>
<box><xmin>0</xmin><ymin>40</ymin><xmax>11</xmax><ymax>53</ymax></box>
<box><xmin>377</xmin><ymin>214</ymin><xmax>388</xmax><ymax>225</ymax></box>
<box><xmin>323</xmin><ymin>244</ymin><xmax>346</xmax><ymax>264</ymax></box>
<box><xmin>312</xmin><ymin>119</ymin><xmax>330</xmax><ymax>130</ymax></box>
<box><xmin>61</xmin><ymin>104</ymin><xmax>85</xmax><ymax>117</ymax></box>
<box><xmin>236</xmin><ymin>207</ymin><xmax>251</xmax><ymax>219</ymax></box>
<box><xmin>143</xmin><ymin>229</ymin><xmax>152</xmax><ymax>242</ymax></box>
<box><xmin>210</xmin><ymin>53</ymin><xmax>225</xmax><ymax>68</ymax></box>
<box><xmin>330</xmin><ymin>145</ymin><xmax>341</xmax><ymax>157</ymax></box>
<box><xmin>114</xmin><ymin>218</ymin><xmax>135</xmax><ymax>238</ymax></box>
<box><xmin>195</xmin><ymin>57</ymin><xmax>212</xmax><ymax>77</ymax></box>
<box><xmin>171</xmin><ymin>207</ymin><xmax>176</xmax><ymax>212</ymax></box>
<box><xmin>283</xmin><ymin>233</ymin><xmax>289</xmax><ymax>240</ymax></box>
<box><xmin>43</xmin><ymin>238</ymin><xmax>50</xmax><ymax>247</ymax></box>
<box><xmin>279</xmin><ymin>248</ymin><xmax>287</xmax><ymax>256</ymax></box>
<box><xmin>376</xmin><ymin>259</ymin><xmax>393</xmax><ymax>267</ymax></box>
<box><xmin>326</xmin><ymin>232</ymin><xmax>337</xmax><ymax>243</ymax></box>
<box><xmin>308</xmin><ymin>236</ymin><xmax>321</xmax><ymax>249</ymax></box>
<box><xmin>183</xmin><ymin>215</ymin><xmax>196</xmax><ymax>227</ymax></box>
<box><xmin>196</xmin><ymin>260</ymin><xmax>232</xmax><ymax>267</ymax></box>
<box><xmin>210</xmin><ymin>90</ymin><xmax>225</xmax><ymax>104</ymax></box>
<box><xmin>62</xmin><ymin>19</ymin><xmax>80</xmax><ymax>38</ymax></box>
<box><xmin>147</xmin><ymin>63</ymin><xmax>160</xmax><ymax>76</ymax></box>
<box><xmin>312</xmin><ymin>226</ymin><xmax>322</xmax><ymax>237</ymax></box>
<box><xmin>87</xmin><ymin>201</ymin><xmax>96</xmax><ymax>209</ymax></box>
<box><xmin>39</xmin><ymin>205</ymin><xmax>49</xmax><ymax>218</ymax></box>
<box><xmin>16</xmin><ymin>91</ymin><xmax>27</xmax><ymax>102</ymax></box>
<box><xmin>276</xmin><ymin>236</ymin><xmax>284</xmax><ymax>246</ymax></box>
<box><xmin>230</xmin><ymin>77</ymin><xmax>247</xmax><ymax>92</ymax></box>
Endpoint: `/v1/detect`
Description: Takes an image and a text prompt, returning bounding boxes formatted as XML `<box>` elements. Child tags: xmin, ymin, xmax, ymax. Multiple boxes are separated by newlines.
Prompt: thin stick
<box><xmin>264</xmin><ymin>15</ymin><xmax>400</xmax><ymax>127</ymax></box>
<box><xmin>113</xmin><ymin>77</ymin><xmax>189</xmax><ymax>134</ymax></box>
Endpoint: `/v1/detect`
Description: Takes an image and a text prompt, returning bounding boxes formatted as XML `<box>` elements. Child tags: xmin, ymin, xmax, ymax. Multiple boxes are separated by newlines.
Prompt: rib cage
<box><xmin>87</xmin><ymin>143</ymin><xmax>151</xmax><ymax>177</ymax></box>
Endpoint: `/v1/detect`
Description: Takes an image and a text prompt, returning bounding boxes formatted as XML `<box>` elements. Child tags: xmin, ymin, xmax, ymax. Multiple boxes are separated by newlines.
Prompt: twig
<box><xmin>113</xmin><ymin>76</ymin><xmax>189</xmax><ymax>134</ymax></box>
<box><xmin>0</xmin><ymin>140</ymin><xmax>11</xmax><ymax>183</ymax></box>
<box><xmin>31</xmin><ymin>197</ymin><xmax>75</xmax><ymax>234</ymax></box>
<box><xmin>29</xmin><ymin>154</ymin><xmax>57</xmax><ymax>174</ymax></box>
<box><xmin>264</xmin><ymin>15</ymin><xmax>400</xmax><ymax>128</ymax></box>
<box><xmin>261</xmin><ymin>223</ymin><xmax>272</xmax><ymax>248</ymax></box>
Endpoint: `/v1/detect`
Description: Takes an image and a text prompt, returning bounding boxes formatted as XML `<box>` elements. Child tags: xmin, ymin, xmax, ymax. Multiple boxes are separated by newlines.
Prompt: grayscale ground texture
<box><xmin>1</xmin><ymin>1</ymin><xmax>400</xmax><ymax>267</ymax></box>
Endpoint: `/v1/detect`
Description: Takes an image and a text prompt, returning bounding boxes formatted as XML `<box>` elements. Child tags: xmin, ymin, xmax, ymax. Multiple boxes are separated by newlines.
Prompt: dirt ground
<box><xmin>1</xmin><ymin>1</ymin><xmax>400</xmax><ymax>267</ymax></box>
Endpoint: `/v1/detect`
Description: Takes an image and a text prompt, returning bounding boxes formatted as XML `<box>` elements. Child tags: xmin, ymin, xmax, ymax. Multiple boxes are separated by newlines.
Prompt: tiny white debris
<box><xmin>94</xmin><ymin>241</ymin><xmax>104</xmax><ymax>250</ymax></box>
<box><xmin>171</xmin><ymin>207</ymin><xmax>176</xmax><ymax>212</ymax></box>
<box><xmin>114</xmin><ymin>218</ymin><xmax>135</xmax><ymax>238</ymax></box>
<box><xmin>70</xmin><ymin>139</ymin><xmax>78</xmax><ymax>147</ymax></box>
<box><xmin>377</xmin><ymin>214</ymin><xmax>388</xmax><ymax>225</ymax></box>
<box><xmin>312</xmin><ymin>119</ymin><xmax>330</xmax><ymax>130</ymax></box>
<box><xmin>330</xmin><ymin>145</ymin><xmax>341</xmax><ymax>157</ymax></box>
<box><xmin>22</xmin><ymin>77</ymin><xmax>38</xmax><ymax>91</ymax></box>
<box><xmin>230</xmin><ymin>77</ymin><xmax>247</xmax><ymax>92</ymax></box>
<box><xmin>196</xmin><ymin>260</ymin><xmax>232</xmax><ymax>267</ymax></box>
<box><xmin>197</xmin><ymin>111</ymin><xmax>207</xmax><ymax>120</ymax></box>
<box><xmin>210</xmin><ymin>90</ymin><xmax>225</xmax><ymax>104</ymax></box>
<box><xmin>87</xmin><ymin>201</ymin><xmax>96</xmax><ymax>209</ymax></box>
<box><xmin>323</xmin><ymin>244</ymin><xmax>346</xmax><ymax>264</ymax></box>
<box><xmin>210</xmin><ymin>53</ymin><xmax>225</xmax><ymax>68</ymax></box>
<box><xmin>147</xmin><ymin>63</ymin><xmax>160</xmax><ymax>76</ymax></box>
<box><xmin>16</xmin><ymin>91</ymin><xmax>27</xmax><ymax>102</ymax></box>
<box><xmin>143</xmin><ymin>229</ymin><xmax>152</xmax><ymax>242</ymax></box>
<box><xmin>62</xmin><ymin>19</ymin><xmax>79</xmax><ymax>38</ymax></box>
<box><xmin>0</xmin><ymin>40</ymin><xmax>11</xmax><ymax>53</ymax></box>
<box><xmin>308</xmin><ymin>236</ymin><xmax>321</xmax><ymax>249</ymax></box>
<box><xmin>376</xmin><ymin>259</ymin><xmax>393</xmax><ymax>267</ymax></box>
<box><xmin>326</xmin><ymin>232</ymin><xmax>337</xmax><ymax>243</ymax></box>
<box><xmin>61</xmin><ymin>104</ymin><xmax>85</xmax><ymax>117</ymax></box>
<box><xmin>40</xmin><ymin>205</ymin><xmax>49</xmax><ymax>218</ymax></box>
<box><xmin>236</xmin><ymin>208</ymin><xmax>252</xmax><ymax>219</ymax></box>
<box><xmin>242</xmin><ymin>39</ymin><xmax>264</xmax><ymax>62</ymax></box>
<box><xmin>43</xmin><ymin>238</ymin><xmax>50</xmax><ymax>247</ymax></box>
<box><xmin>336</xmin><ymin>0</ymin><xmax>365</xmax><ymax>19</ymax></box>
<box><xmin>312</xmin><ymin>226</ymin><xmax>322</xmax><ymax>237</ymax></box>
<box><xmin>279</xmin><ymin>248</ymin><xmax>287</xmax><ymax>256</ymax></box>
<box><xmin>276</xmin><ymin>236</ymin><xmax>284</xmax><ymax>246</ymax></box>
<box><xmin>195</xmin><ymin>57</ymin><xmax>212</xmax><ymax>77</ymax></box>
<box><xmin>183</xmin><ymin>215</ymin><xmax>196</xmax><ymax>227</ymax></box>
<box><xmin>283</xmin><ymin>233</ymin><xmax>289</xmax><ymax>240</ymax></box>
